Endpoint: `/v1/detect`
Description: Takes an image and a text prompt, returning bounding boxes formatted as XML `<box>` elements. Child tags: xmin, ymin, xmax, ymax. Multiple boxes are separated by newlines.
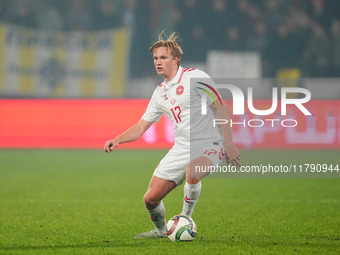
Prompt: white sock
<box><xmin>147</xmin><ymin>200</ymin><xmax>167</xmax><ymax>234</ymax></box>
<box><xmin>181</xmin><ymin>181</ymin><xmax>201</xmax><ymax>217</ymax></box>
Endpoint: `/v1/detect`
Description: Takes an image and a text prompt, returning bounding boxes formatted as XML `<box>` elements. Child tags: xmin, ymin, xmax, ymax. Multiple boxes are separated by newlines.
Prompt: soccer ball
<box><xmin>167</xmin><ymin>215</ymin><xmax>197</xmax><ymax>242</ymax></box>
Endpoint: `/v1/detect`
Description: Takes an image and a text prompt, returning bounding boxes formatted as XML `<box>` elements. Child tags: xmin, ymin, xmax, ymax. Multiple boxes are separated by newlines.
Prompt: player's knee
<box><xmin>143</xmin><ymin>193</ymin><xmax>160</xmax><ymax>208</ymax></box>
<box><xmin>186</xmin><ymin>165</ymin><xmax>201</xmax><ymax>185</ymax></box>
<box><xmin>186</xmin><ymin>176</ymin><xmax>200</xmax><ymax>185</ymax></box>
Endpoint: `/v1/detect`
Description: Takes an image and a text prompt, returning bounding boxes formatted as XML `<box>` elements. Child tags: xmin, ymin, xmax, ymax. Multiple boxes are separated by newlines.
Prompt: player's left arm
<box><xmin>211</xmin><ymin>101</ymin><xmax>241</xmax><ymax>167</ymax></box>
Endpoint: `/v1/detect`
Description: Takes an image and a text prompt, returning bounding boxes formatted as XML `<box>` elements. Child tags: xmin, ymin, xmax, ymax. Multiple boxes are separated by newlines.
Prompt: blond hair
<box><xmin>150</xmin><ymin>31</ymin><xmax>183</xmax><ymax>65</ymax></box>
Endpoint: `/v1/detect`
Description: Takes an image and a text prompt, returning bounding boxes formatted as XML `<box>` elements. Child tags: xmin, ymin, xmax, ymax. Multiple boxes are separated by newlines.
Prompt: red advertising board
<box><xmin>0</xmin><ymin>99</ymin><xmax>339</xmax><ymax>149</ymax></box>
<box><xmin>228</xmin><ymin>100</ymin><xmax>340</xmax><ymax>149</ymax></box>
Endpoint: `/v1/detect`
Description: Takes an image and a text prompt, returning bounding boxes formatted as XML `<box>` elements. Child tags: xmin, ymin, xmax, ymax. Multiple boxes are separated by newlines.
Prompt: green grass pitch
<box><xmin>0</xmin><ymin>149</ymin><xmax>339</xmax><ymax>255</ymax></box>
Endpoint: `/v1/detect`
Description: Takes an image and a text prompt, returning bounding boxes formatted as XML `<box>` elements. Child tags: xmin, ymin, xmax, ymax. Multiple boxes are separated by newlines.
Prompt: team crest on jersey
<box><xmin>176</xmin><ymin>85</ymin><xmax>184</xmax><ymax>95</ymax></box>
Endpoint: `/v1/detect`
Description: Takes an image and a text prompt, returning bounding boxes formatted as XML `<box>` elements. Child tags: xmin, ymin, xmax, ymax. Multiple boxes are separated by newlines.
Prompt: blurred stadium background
<box><xmin>0</xmin><ymin>0</ymin><xmax>339</xmax><ymax>150</ymax></box>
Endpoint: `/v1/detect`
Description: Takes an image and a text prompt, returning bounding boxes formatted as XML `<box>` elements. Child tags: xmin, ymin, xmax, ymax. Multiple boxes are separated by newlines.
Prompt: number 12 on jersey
<box><xmin>171</xmin><ymin>106</ymin><xmax>182</xmax><ymax>123</ymax></box>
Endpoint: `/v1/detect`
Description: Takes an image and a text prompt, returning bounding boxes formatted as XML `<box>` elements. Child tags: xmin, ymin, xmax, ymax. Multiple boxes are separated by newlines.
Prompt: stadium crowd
<box><xmin>0</xmin><ymin>0</ymin><xmax>339</xmax><ymax>78</ymax></box>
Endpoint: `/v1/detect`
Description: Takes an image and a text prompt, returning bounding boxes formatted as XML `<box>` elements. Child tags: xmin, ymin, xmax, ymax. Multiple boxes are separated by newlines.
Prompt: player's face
<box><xmin>153</xmin><ymin>47</ymin><xmax>179</xmax><ymax>82</ymax></box>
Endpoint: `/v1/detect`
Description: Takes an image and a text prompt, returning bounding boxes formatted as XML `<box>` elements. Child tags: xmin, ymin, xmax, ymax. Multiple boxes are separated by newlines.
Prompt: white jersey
<box><xmin>142</xmin><ymin>66</ymin><xmax>223</xmax><ymax>151</ymax></box>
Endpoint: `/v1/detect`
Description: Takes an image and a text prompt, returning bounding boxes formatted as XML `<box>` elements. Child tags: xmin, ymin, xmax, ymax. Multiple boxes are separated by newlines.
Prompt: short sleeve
<box><xmin>141</xmin><ymin>91</ymin><xmax>163</xmax><ymax>123</ymax></box>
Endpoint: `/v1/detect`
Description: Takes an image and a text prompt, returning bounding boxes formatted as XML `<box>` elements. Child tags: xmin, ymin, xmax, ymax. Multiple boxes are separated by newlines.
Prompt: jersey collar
<box><xmin>164</xmin><ymin>66</ymin><xmax>183</xmax><ymax>86</ymax></box>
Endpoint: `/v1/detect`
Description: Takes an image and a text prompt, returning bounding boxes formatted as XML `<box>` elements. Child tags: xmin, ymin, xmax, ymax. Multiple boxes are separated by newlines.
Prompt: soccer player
<box><xmin>104</xmin><ymin>32</ymin><xmax>240</xmax><ymax>238</ymax></box>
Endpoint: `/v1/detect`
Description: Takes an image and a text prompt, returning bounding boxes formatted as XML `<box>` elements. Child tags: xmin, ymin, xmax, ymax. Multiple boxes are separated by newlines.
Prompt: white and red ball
<box><xmin>167</xmin><ymin>215</ymin><xmax>197</xmax><ymax>242</ymax></box>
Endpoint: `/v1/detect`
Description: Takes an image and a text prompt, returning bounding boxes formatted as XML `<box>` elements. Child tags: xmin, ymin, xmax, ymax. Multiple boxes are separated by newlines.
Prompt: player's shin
<box><xmin>147</xmin><ymin>200</ymin><xmax>167</xmax><ymax>235</ymax></box>
<box><xmin>181</xmin><ymin>181</ymin><xmax>202</xmax><ymax>217</ymax></box>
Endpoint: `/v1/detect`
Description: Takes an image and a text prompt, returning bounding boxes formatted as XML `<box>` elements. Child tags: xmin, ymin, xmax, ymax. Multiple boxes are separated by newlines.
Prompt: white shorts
<box><xmin>153</xmin><ymin>140</ymin><xmax>225</xmax><ymax>185</ymax></box>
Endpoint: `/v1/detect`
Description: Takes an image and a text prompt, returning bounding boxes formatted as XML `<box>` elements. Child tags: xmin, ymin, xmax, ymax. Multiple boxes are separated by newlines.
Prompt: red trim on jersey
<box><xmin>177</xmin><ymin>68</ymin><xmax>195</xmax><ymax>83</ymax></box>
<box><xmin>177</xmin><ymin>68</ymin><xmax>186</xmax><ymax>83</ymax></box>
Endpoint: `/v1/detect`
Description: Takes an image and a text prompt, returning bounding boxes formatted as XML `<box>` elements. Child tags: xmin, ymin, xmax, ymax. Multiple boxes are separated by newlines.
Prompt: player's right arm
<box><xmin>104</xmin><ymin>119</ymin><xmax>154</xmax><ymax>153</ymax></box>
<box><xmin>104</xmin><ymin>87</ymin><xmax>162</xmax><ymax>153</ymax></box>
